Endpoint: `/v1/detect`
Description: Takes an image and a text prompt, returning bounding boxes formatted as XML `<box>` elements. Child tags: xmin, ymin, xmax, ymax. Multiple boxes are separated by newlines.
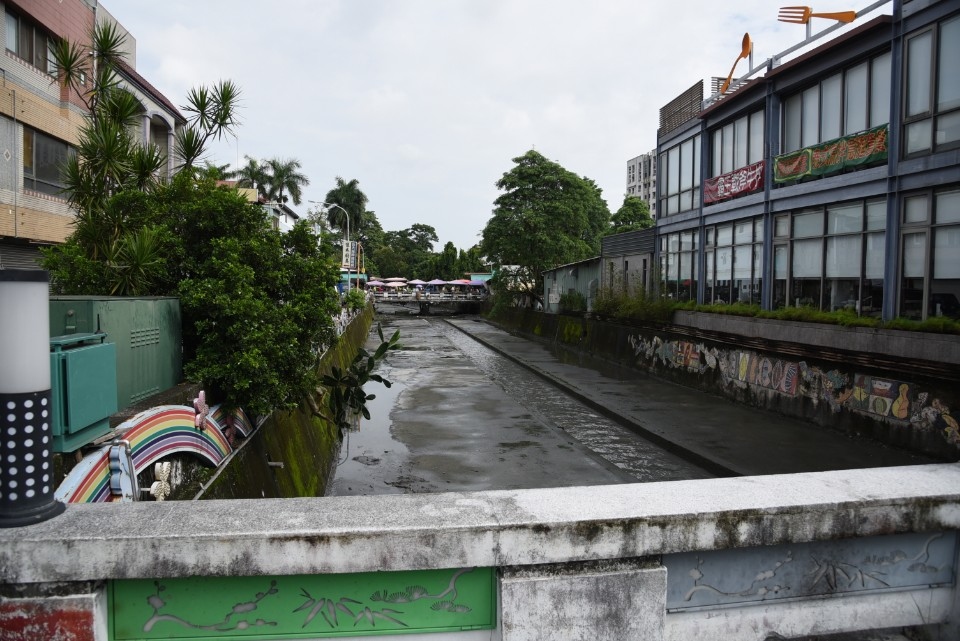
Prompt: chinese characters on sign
<box><xmin>774</xmin><ymin>124</ymin><xmax>888</xmax><ymax>182</ymax></box>
<box><xmin>705</xmin><ymin>160</ymin><xmax>765</xmax><ymax>204</ymax></box>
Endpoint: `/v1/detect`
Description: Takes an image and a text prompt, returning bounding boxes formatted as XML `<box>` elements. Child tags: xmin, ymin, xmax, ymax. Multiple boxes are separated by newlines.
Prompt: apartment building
<box><xmin>625</xmin><ymin>149</ymin><xmax>658</xmax><ymax>219</ymax></box>
<box><xmin>0</xmin><ymin>0</ymin><xmax>184</xmax><ymax>268</ymax></box>
<box><xmin>654</xmin><ymin>0</ymin><xmax>958</xmax><ymax>322</ymax></box>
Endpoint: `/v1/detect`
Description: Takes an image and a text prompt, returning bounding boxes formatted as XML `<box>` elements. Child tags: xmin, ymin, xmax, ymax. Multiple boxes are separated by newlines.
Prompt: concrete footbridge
<box><xmin>371</xmin><ymin>290</ymin><xmax>488</xmax><ymax>314</ymax></box>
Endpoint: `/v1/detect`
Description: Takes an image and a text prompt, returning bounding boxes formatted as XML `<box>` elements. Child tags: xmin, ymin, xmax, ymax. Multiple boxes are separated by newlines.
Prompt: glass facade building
<box><xmin>654</xmin><ymin>0</ymin><xmax>959</xmax><ymax>322</ymax></box>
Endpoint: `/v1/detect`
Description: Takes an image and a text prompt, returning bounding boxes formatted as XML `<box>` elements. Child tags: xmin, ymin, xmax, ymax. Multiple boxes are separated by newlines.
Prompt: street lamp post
<box><xmin>311</xmin><ymin>201</ymin><xmax>351</xmax><ymax>292</ymax></box>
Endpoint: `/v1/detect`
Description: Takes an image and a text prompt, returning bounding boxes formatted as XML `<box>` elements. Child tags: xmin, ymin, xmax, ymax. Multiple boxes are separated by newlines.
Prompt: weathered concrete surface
<box><xmin>3</xmin><ymin>464</ymin><xmax>958</xmax><ymax>584</ymax></box>
<box><xmin>501</xmin><ymin>559</ymin><xmax>666</xmax><ymax>641</ymax></box>
<box><xmin>505</xmin><ymin>309</ymin><xmax>960</xmax><ymax>461</ymax></box>
<box><xmin>674</xmin><ymin>310</ymin><xmax>960</xmax><ymax>365</ymax></box>
<box><xmin>449</xmin><ymin>318</ymin><xmax>935</xmax><ymax>477</ymax></box>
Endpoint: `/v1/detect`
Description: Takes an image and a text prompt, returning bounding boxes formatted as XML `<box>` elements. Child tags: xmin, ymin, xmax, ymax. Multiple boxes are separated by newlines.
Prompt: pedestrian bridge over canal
<box><xmin>2</xmin><ymin>463</ymin><xmax>959</xmax><ymax>640</ymax></box>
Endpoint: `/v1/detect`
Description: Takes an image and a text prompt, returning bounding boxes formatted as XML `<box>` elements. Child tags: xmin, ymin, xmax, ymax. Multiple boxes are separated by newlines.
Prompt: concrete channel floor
<box><xmin>446</xmin><ymin>318</ymin><xmax>936</xmax><ymax>477</ymax></box>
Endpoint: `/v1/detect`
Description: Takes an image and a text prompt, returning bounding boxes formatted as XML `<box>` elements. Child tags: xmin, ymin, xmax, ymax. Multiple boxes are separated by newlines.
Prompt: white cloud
<box><xmin>103</xmin><ymin>0</ymin><xmax>889</xmax><ymax>251</ymax></box>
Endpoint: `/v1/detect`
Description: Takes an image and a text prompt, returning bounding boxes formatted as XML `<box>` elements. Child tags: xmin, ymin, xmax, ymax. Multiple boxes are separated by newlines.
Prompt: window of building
<box><xmin>782</xmin><ymin>51</ymin><xmax>892</xmax><ymax>153</ymax></box>
<box><xmin>899</xmin><ymin>187</ymin><xmax>960</xmax><ymax>320</ymax></box>
<box><xmin>771</xmin><ymin>199</ymin><xmax>886</xmax><ymax>315</ymax></box>
<box><xmin>660</xmin><ymin>230</ymin><xmax>698</xmax><ymax>301</ymax></box>
<box><xmin>704</xmin><ymin>218</ymin><xmax>763</xmax><ymax>305</ymax></box>
<box><xmin>711</xmin><ymin>109</ymin><xmax>764</xmax><ymax>177</ymax></box>
<box><xmin>903</xmin><ymin>14</ymin><xmax>960</xmax><ymax>156</ymax></box>
<box><xmin>5</xmin><ymin>9</ymin><xmax>56</xmax><ymax>74</ymax></box>
<box><xmin>658</xmin><ymin>135</ymin><xmax>701</xmax><ymax>216</ymax></box>
<box><xmin>23</xmin><ymin>128</ymin><xmax>73</xmax><ymax>197</ymax></box>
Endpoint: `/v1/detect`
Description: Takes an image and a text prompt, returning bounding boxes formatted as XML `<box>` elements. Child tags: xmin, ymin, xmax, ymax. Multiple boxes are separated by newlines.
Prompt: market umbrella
<box><xmin>386</xmin><ymin>281</ymin><xmax>406</xmax><ymax>287</ymax></box>
<box><xmin>426</xmin><ymin>279</ymin><xmax>447</xmax><ymax>285</ymax></box>
<box><xmin>366</xmin><ymin>280</ymin><xmax>385</xmax><ymax>286</ymax></box>
<box><xmin>384</xmin><ymin>277</ymin><xmax>407</xmax><ymax>282</ymax></box>
<box><xmin>449</xmin><ymin>279</ymin><xmax>472</xmax><ymax>284</ymax></box>
<box><xmin>408</xmin><ymin>279</ymin><xmax>427</xmax><ymax>285</ymax></box>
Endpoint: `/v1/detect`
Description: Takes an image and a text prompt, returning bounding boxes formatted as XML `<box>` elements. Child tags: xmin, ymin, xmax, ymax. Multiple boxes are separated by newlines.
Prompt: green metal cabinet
<box><xmin>49</xmin><ymin>297</ymin><xmax>182</xmax><ymax>411</ymax></box>
<box><xmin>49</xmin><ymin>333</ymin><xmax>117</xmax><ymax>452</ymax></box>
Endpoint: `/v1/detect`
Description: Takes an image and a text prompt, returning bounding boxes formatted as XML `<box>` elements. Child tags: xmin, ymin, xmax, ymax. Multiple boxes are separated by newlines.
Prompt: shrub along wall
<box><xmin>489</xmin><ymin>307</ymin><xmax>960</xmax><ymax>462</ymax></box>
<box><xmin>195</xmin><ymin>306</ymin><xmax>375</xmax><ymax>500</ymax></box>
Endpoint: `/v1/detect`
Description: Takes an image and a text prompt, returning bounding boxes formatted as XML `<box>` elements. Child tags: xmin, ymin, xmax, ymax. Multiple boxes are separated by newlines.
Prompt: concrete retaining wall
<box><xmin>192</xmin><ymin>306</ymin><xmax>375</xmax><ymax>500</ymax></box>
<box><xmin>489</xmin><ymin>308</ymin><xmax>960</xmax><ymax>461</ymax></box>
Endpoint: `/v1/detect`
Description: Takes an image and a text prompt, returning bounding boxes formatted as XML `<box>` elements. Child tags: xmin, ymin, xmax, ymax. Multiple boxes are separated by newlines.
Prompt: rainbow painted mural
<box><xmin>210</xmin><ymin>404</ymin><xmax>254</xmax><ymax>438</ymax></box>
<box><xmin>56</xmin><ymin>405</ymin><xmax>242</xmax><ymax>503</ymax></box>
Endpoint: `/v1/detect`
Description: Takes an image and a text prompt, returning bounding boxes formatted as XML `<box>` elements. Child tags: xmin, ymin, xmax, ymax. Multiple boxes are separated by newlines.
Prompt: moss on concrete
<box><xmin>197</xmin><ymin>306</ymin><xmax>375</xmax><ymax>499</ymax></box>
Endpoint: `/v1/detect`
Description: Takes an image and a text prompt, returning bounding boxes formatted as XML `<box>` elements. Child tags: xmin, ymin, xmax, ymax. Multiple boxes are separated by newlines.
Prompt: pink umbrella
<box><xmin>408</xmin><ymin>279</ymin><xmax>427</xmax><ymax>285</ymax></box>
<box><xmin>426</xmin><ymin>279</ymin><xmax>447</xmax><ymax>285</ymax></box>
<box><xmin>384</xmin><ymin>277</ymin><xmax>407</xmax><ymax>282</ymax></box>
<box><xmin>386</xmin><ymin>281</ymin><xmax>406</xmax><ymax>287</ymax></box>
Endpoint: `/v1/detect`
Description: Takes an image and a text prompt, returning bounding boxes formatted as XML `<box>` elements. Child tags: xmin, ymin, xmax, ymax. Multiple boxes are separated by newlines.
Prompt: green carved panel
<box><xmin>110</xmin><ymin>567</ymin><xmax>495</xmax><ymax>639</ymax></box>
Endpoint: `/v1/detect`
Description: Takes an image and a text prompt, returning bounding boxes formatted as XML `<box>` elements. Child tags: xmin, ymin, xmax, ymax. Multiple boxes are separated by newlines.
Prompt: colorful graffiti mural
<box><xmin>56</xmin><ymin>402</ymin><xmax>249</xmax><ymax>503</ymax></box>
<box><xmin>626</xmin><ymin>333</ymin><xmax>958</xmax><ymax>450</ymax></box>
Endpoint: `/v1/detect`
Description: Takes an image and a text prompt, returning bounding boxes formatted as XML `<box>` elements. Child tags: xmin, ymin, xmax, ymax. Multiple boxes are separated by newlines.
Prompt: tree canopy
<box><xmin>324</xmin><ymin>176</ymin><xmax>368</xmax><ymax>235</ymax></box>
<box><xmin>43</xmin><ymin>26</ymin><xmax>340</xmax><ymax>415</ymax></box>
<box><xmin>480</xmin><ymin>150</ymin><xmax>609</xmax><ymax>306</ymax></box>
<box><xmin>608</xmin><ymin>196</ymin><xmax>654</xmax><ymax>235</ymax></box>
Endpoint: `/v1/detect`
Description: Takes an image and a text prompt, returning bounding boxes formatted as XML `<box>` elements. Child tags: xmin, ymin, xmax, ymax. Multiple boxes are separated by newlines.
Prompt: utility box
<box><xmin>49</xmin><ymin>297</ymin><xmax>182</xmax><ymax>411</ymax></box>
<box><xmin>49</xmin><ymin>333</ymin><xmax>117</xmax><ymax>452</ymax></box>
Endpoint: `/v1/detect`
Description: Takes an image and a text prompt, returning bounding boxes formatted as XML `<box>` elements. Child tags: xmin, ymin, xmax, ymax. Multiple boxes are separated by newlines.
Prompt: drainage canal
<box><xmin>327</xmin><ymin>317</ymin><xmax>712</xmax><ymax>497</ymax></box>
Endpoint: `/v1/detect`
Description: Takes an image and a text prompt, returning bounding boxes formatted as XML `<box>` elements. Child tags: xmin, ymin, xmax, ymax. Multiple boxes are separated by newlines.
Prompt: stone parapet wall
<box><xmin>1</xmin><ymin>464</ymin><xmax>958</xmax><ymax>640</ymax></box>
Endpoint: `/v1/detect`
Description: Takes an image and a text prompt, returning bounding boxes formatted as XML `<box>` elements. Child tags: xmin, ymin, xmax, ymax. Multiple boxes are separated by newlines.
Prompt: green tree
<box><xmin>265</xmin><ymin>157</ymin><xmax>309</xmax><ymax>206</ymax></box>
<box><xmin>381</xmin><ymin>224</ymin><xmax>439</xmax><ymax>278</ymax></box>
<box><xmin>456</xmin><ymin>245</ymin><xmax>487</xmax><ymax>277</ymax></box>
<box><xmin>324</xmin><ymin>176</ymin><xmax>368</xmax><ymax>235</ymax></box>
<box><xmin>52</xmin><ymin>22</ymin><xmax>166</xmax><ymax>222</ymax></box>
<box><xmin>48</xmin><ymin>22</ymin><xmax>239</xmax><ymax>294</ymax></box>
<box><xmin>480</xmin><ymin>150</ymin><xmax>609</xmax><ymax>307</ymax></box>
<box><xmin>354</xmin><ymin>210</ymin><xmax>385</xmax><ymax>276</ymax></box>
<box><xmin>608</xmin><ymin>196</ymin><xmax>654</xmax><ymax>234</ymax></box>
<box><xmin>45</xmin><ymin>28</ymin><xmax>340</xmax><ymax>414</ymax></box>
<box><xmin>374</xmin><ymin>245</ymin><xmax>407</xmax><ymax>279</ymax></box>
<box><xmin>433</xmin><ymin>242</ymin><xmax>459</xmax><ymax>280</ymax></box>
<box><xmin>175</xmin><ymin>183</ymin><xmax>339</xmax><ymax>415</ymax></box>
<box><xmin>234</xmin><ymin>155</ymin><xmax>269</xmax><ymax>200</ymax></box>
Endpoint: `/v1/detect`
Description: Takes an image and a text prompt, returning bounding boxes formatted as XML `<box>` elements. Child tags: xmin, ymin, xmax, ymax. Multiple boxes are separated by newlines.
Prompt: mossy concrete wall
<box><xmin>489</xmin><ymin>308</ymin><xmax>960</xmax><ymax>462</ymax></box>
<box><xmin>195</xmin><ymin>307</ymin><xmax>375</xmax><ymax>500</ymax></box>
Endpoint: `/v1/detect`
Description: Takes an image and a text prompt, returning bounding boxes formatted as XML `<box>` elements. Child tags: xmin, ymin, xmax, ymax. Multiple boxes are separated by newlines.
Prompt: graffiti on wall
<box><xmin>626</xmin><ymin>334</ymin><xmax>959</xmax><ymax>449</ymax></box>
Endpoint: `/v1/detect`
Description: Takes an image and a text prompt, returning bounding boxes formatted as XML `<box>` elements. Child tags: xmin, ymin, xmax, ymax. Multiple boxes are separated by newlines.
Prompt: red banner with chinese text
<box><xmin>704</xmin><ymin>160</ymin><xmax>765</xmax><ymax>204</ymax></box>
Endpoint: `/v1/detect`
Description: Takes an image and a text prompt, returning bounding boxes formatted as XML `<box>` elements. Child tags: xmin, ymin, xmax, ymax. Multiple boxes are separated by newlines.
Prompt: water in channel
<box><xmin>326</xmin><ymin>317</ymin><xmax>711</xmax><ymax>497</ymax></box>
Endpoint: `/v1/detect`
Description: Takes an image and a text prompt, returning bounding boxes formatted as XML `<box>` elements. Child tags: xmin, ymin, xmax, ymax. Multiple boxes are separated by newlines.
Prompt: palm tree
<box><xmin>234</xmin><ymin>155</ymin><xmax>269</xmax><ymax>200</ymax></box>
<box><xmin>323</xmin><ymin>176</ymin><xmax>367</xmax><ymax>235</ymax></box>
<box><xmin>203</xmin><ymin>161</ymin><xmax>235</xmax><ymax>181</ymax></box>
<box><xmin>265</xmin><ymin>157</ymin><xmax>309</xmax><ymax>206</ymax></box>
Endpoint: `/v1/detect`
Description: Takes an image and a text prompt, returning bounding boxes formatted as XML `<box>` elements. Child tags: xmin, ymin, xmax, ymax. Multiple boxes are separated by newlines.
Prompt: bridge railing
<box><xmin>2</xmin><ymin>464</ymin><xmax>959</xmax><ymax>640</ymax></box>
<box><xmin>372</xmin><ymin>291</ymin><xmax>487</xmax><ymax>302</ymax></box>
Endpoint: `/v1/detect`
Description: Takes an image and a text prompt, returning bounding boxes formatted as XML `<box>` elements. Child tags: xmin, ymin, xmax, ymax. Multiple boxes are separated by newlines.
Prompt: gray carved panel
<box><xmin>663</xmin><ymin>531</ymin><xmax>957</xmax><ymax>612</ymax></box>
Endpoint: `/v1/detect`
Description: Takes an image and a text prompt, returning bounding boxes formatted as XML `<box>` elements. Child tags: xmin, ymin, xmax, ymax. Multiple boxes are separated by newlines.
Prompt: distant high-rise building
<box><xmin>625</xmin><ymin>150</ymin><xmax>657</xmax><ymax>219</ymax></box>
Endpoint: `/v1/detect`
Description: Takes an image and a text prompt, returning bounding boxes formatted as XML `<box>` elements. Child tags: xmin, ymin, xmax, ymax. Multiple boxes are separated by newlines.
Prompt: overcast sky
<box><xmin>105</xmin><ymin>0</ymin><xmax>886</xmax><ymax>251</ymax></box>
